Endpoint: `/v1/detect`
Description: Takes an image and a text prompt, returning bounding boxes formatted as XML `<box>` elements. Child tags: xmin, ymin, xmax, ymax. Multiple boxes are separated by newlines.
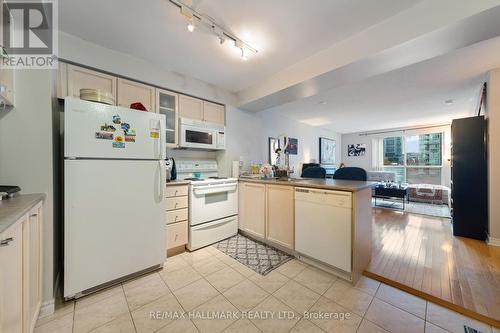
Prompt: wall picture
<box><xmin>319</xmin><ymin>137</ymin><xmax>336</xmax><ymax>164</ymax></box>
<box><xmin>347</xmin><ymin>143</ymin><xmax>366</xmax><ymax>156</ymax></box>
<box><xmin>285</xmin><ymin>137</ymin><xmax>298</xmax><ymax>155</ymax></box>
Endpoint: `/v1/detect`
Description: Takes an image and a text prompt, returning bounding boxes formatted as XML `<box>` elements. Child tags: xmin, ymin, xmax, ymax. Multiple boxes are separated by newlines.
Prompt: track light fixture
<box><xmin>169</xmin><ymin>0</ymin><xmax>258</xmax><ymax>61</ymax></box>
<box><xmin>187</xmin><ymin>20</ymin><xmax>195</xmax><ymax>32</ymax></box>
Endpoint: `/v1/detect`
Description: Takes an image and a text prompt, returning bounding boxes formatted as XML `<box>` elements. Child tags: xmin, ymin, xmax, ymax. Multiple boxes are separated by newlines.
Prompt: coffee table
<box><xmin>373</xmin><ymin>184</ymin><xmax>408</xmax><ymax>210</ymax></box>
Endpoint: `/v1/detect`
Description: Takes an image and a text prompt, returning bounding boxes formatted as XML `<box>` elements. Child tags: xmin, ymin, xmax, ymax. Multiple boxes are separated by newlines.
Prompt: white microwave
<box><xmin>179</xmin><ymin>117</ymin><xmax>226</xmax><ymax>150</ymax></box>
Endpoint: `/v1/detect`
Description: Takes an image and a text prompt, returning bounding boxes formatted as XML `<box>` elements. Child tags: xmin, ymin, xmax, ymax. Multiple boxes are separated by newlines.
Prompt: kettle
<box><xmin>166</xmin><ymin>158</ymin><xmax>176</xmax><ymax>182</ymax></box>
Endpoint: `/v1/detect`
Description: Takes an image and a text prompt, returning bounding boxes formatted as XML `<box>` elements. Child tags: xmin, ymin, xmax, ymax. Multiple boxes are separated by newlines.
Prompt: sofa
<box><xmin>407</xmin><ymin>184</ymin><xmax>450</xmax><ymax>206</ymax></box>
<box><xmin>367</xmin><ymin>171</ymin><xmax>396</xmax><ymax>182</ymax></box>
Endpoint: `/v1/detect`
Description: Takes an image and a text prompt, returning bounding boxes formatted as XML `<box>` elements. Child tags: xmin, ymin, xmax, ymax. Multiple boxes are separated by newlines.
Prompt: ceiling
<box><xmin>59</xmin><ymin>0</ymin><xmax>421</xmax><ymax>93</ymax></box>
<box><xmin>265</xmin><ymin>36</ymin><xmax>500</xmax><ymax>134</ymax></box>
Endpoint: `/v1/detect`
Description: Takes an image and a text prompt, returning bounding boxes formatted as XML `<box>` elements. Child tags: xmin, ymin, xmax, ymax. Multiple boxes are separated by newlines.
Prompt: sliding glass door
<box><xmin>382</xmin><ymin>133</ymin><xmax>443</xmax><ymax>185</ymax></box>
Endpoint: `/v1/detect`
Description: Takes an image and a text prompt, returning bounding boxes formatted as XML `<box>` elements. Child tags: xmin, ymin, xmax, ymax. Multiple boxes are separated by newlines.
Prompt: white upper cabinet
<box><xmin>117</xmin><ymin>78</ymin><xmax>155</xmax><ymax>112</ymax></box>
<box><xmin>203</xmin><ymin>101</ymin><xmax>225</xmax><ymax>125</ymax></box>
<box><xmin>179</xmin><ymin>94</ymin><xmax>225</xmax><ymax>125</ymax></box>
<box><xmin>0</xmin><ymin>65</ymin><xmax>15</xmax><ymax>107</ymax></box>
<box><xmin>179</xmin><ymin>94</ymin><xmax>203</xmax><ymax>121</ymax></box>
<box><xmin>0</xmin><ymin>1</ymin><xmax>15</xmax><ymax>107</ymax></box>
<box><xmin>56</xmin><ymin>62</ymin><xmax>68</xmax><ymax>100</ymax></box>
<box><xmin>67</xmin><ymin>65</ymin><xmax>117</xmax><ymax>104</ymax></box>
<box><xmin>156</xmin><ymin>89</ymin><xmax>179</xmax><ymax>147</ymax></box>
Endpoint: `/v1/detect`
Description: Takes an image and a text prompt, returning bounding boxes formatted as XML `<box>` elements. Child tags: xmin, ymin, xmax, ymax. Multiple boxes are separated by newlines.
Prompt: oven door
<box><xmin>189</xmin><ymin>182</ymin><xmax>238</xmax><ymax>226</ymax></box>
<box><xmin>180</xmin><ymin>124</ymin><xmax>217</xmax><ymax>149</ymax></box>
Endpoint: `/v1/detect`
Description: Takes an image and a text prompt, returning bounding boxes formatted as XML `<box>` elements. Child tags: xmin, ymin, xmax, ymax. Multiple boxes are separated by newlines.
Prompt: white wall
<box><xmin>59</xmin><ymin>32</ymin><xmax>339</xmax><ymax>177</ymax></box>
<box><xmin>0</xmin><ymin>69</ymin><xmax>55</xmax><ymax>304</ymax></box>
<box><xmin>341</xmin><ymin>125</ymin><xmax>452</xmax><ymax>187</ymax></box>
<box><xmin>340</xmin><ymin>133</ymin><xmax>373</xmax><ymax>171</ymax></box>
<box><xmin>259</xmin><ymin>111</ymin><xmax>342</xmax><ymax>175</ymax></box>
<box><xmin>59</xmin><ymin>32</ymin><xmax>236</xmax><ymax>106</ymax></box>
<box><xmin>486</xmin><ymin>69</ymin><xmax>500</xmax><ymax>242</ymax></box>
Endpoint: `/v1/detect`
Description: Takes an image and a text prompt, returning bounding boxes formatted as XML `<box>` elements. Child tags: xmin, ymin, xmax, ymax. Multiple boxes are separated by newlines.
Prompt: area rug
<box><xmin>214</xmin><ymin>234</ymin><xmax>293</xmax><ymax>275</ymax></box>
<box><xmin>372</xmin><ymin>198</ymin><xmax>451</xmax><ymax>218</ymax></box>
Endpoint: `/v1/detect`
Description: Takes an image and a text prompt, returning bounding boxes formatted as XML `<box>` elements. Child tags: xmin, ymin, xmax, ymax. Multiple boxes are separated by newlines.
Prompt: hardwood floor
<box><xmin>365</xmin><ymin>208</ymin><xmax>500</xmax><ymax>327</ymax></box>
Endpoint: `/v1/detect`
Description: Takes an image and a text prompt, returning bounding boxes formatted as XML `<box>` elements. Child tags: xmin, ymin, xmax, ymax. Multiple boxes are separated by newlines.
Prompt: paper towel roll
<box><xmin>232</xmin><ymin>161</ymin><xmax>240</xmax><ymax>178</ymax></box>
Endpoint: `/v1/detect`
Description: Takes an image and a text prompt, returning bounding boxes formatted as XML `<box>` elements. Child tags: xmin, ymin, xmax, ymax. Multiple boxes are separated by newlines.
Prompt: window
<box><xmin>382</xmin><ymin>133</ymin><xmax>443</xmax><ymax>185</ymax></box>
<box><xmin>405</xmin><ymin>133</ymin><xmax>442</xmax><ymax>166</ymax></box>
<box><xmin>383</xmin><ymin>137</ymin><xmax>404</xmax><ymax>166</ymax></box>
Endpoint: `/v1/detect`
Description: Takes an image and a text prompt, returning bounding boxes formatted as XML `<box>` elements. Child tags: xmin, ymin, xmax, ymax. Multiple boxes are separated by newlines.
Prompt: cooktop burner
<box><xmin>185</xmin><ymin>178</ymin><xmax>204</xmax><ymax>181</ymax></box>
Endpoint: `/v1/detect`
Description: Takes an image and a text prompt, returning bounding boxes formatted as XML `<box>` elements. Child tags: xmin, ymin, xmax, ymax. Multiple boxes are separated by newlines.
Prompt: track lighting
<box><xmin>240</xmin><ymin>48</ymin><xmax>248</xmax><ymax>61</ymax></box>
<box><xmin>169</xmin><ymin>0</ymin><xmax>258</xmax><ymax>60</ymax></box>
<box><xmin>187</xmin><ymin>19</ymin><xmax>195</xmax><ymax>32</ymax></box>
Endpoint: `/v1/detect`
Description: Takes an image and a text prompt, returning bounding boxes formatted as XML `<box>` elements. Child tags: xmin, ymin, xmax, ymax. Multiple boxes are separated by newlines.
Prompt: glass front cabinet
<box><xmin>156</xmin><ymin>89</ymin><xmax>179</xmax><ymax>148</ymax></box>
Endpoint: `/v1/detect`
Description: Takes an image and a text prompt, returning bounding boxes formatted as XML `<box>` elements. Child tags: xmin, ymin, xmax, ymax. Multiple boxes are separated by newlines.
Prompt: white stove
<box><xmin>175</xmin><ymin>160</ymin><xmax>238</xmax><ymax>250</ymax></box>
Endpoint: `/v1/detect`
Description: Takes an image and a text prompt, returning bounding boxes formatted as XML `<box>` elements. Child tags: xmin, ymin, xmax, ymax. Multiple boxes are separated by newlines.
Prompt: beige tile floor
<box><xmin>35</xmin><ymin>246</ymin><xmax>497</xmax><ymax>333</ymax></box>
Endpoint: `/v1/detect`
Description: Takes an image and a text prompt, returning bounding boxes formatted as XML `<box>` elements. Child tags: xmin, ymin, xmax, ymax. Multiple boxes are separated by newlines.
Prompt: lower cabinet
<box><xmin>165</xmin><ymin>185</ymin><xmax>189</xmax><ymax>255</ymax></box>
<box><xmin>0</xmin><ymin>201</ymin><xmax>43</xmax><ymax>333</ymax></box>
<box><xmin>238</xmin><ymin>182</ymin><xmax>294</xmax><ymax>250</ymax></box>
<box><xmin>0</xmin><ymin>220</ymin><xmax>24</xmax><ymax>333</ymax></box>
<box><xmin>166</xmin><ymin>221</ymin><xmax>188</xmax><ymax>249</ymax></box>
<box><xmin>239</xmin><ymin>182</ymin><xmax>266</xmax><ymax>239</ymax></box>
<box><xmin>23</xmin><ymin>204</ymin><xmax>43</xmax><ymax>333</ymax></box>
<box><xmin>266</xmin><ymin>185</ymin><xmax>294</xmax><ymax>249</ymax></box>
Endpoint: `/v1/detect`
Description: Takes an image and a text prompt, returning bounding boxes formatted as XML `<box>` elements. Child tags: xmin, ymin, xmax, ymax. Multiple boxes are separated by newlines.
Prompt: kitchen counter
<box><xmin>165</xmin><ymin>180</ymin><xmax>191</xmax><ymax>186</ymax></box>
<box><xmin>238</xmin><ymin>176</ymin><xmax>373</xmax><ymax>284</ymax></box>
<box><xmin>239</xmin><ymin>177</ymin><xmax>375</xmax><ymax>192</ymax></box>
<box><xmin>0</xmin><ymin>193</ymin><xmax>46</xmax><ymax>234</ymax></box>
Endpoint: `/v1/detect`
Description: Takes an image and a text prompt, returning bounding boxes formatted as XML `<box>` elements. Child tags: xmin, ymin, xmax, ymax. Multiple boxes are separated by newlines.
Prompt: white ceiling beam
<box><xmin>237</xmin><ymin>0</ymin><xmax>500</xmax><ymax>111</ymax></box>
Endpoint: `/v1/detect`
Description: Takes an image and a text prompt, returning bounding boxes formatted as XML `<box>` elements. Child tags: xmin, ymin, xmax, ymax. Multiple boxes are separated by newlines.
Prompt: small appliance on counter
<box><xmin>166</xmin><ymin>157</ymin><xmax>177</xmax><ymax>181</ymax></box>
<box><xmin>0</xmin><ymin>185</ymin><xmax>21</xmax><ymax>200</ymax></box>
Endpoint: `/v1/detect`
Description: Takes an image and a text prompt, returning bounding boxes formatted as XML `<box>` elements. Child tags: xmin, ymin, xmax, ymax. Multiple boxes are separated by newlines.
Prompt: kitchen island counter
<box><xmin>238</xmin><ymin>177</ymin><xmax>373</xmax><ymax>284</ymax></box>
<box><xmin>239</xmin><ymin>177</ymin><xmax>375</xmax><ymax>192</ymax></box>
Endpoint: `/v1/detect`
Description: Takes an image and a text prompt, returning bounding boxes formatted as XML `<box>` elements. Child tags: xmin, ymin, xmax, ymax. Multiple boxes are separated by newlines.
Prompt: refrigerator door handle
<box><xmin>158</xmin><ymin>160</ymin><xmax>164</xmax><ymax>200</ymax></box>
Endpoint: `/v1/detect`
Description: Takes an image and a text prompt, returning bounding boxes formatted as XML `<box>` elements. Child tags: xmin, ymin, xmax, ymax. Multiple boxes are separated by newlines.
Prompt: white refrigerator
<box><xmin>64</xmin><ymin>97</ymin><xmax>166</xmax><ymax>299</ymax></box>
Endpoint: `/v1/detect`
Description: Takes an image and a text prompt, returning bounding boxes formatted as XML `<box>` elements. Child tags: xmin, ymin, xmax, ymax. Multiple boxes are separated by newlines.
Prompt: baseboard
<box><xmin>487</xmin><ymin>236</ymin><xmax>500</xmax><ymax>247</ymax></box>
<box><xmin>38</xmin><ymin>299</ymin><xmax>55</xmax><ymax>318</ymax></box>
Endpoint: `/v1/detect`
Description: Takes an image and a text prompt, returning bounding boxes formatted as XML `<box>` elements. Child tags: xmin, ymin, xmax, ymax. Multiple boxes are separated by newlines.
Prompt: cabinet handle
<box><xmin>174</xmin><ymin>190</ymin><xmax>178</xmax><ymax>195</ymax></box>
<box><xmin>31</xmin><ymin>213</ymin><xmax>38</xmax><ymax>217</ymax></box>
<box><xmin>0</xmin><ymin>237</ymin><xmax>13</xmax><ymax>247</ymax></box>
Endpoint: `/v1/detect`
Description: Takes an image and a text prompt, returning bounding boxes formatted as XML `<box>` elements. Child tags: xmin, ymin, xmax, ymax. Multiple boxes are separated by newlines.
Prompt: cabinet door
<box><xmin>157</xmin><ymin>89</ymin><xmax>178</xmax><ymax>147</ymax></box>
<box><xmin>203</xmin><ymin>101</ymin><xmax>225</xmax><ymax>125</ymax></box>
<box><xmin>0</xmin><ymin>219</ymin><xmax>24</xmax><ymax>333</ymax></box>
<box><xmin>117</xmin><ymin>78</ymin><xmax>155</xmax><ymax>112</ymax></box>
<box><xmin>67</xmin><ymin>65</ymin><xmax>117</xmax><ymax>104</ymax></box>
<box><xmin>56</xmin><ymin>62</ymin><xmax>68</xmax><ymax>99</ymax></box>
<box><xmin>239</xmin><ymin>183</ymin><xmax>266</xmax><ymax>238</ymax></box>
<box><xmin>0</xmin><ymin>65</ymin><xmax>14</xmax><ymax>105</ymax></box>
<box><xmin>166</xmin><ymin>221</ymin><xmax>188</xmax><ymax>249</ymax></box>
<box><xmin>23</xmin><ymin>204</ymin><xmax>42</xmax><ymax>333</ymax></box>
<box><xmin>0</xmin><ymin>1</ymin><xmax>14</xmax><ymax>106</ymax></box>
<box><xmin>266</xmin><ymin>185</ymin><xmax>294</xmax><ymax>249</ymax></box>
<box><xmin>179</xmin><ymin>95</ymin><xmax>203</xmax><ymax>121</ymax></box>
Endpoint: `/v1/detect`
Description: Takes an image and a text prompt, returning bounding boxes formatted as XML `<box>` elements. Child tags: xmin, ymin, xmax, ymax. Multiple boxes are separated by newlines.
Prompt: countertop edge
<box><xmin>0</xmin><ymin>193</ymin><xmax>46</xmax><ymax>234</ymax></box>
<box><xmin>238</xmin><ymin>178</ymin><xmax>375</xmax><ymax>192</ymax></box>
<box><xmin>165</xmin><ymin>180</ymin><xmax>191</xmax><ymax>186</ymax></box>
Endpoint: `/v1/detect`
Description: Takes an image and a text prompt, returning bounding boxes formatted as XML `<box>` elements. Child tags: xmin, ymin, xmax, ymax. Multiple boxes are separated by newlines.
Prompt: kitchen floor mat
<box><xmin>214</xmin><ymin>233</ymin><xmax>293</xmax><ymax>275</ymax></box>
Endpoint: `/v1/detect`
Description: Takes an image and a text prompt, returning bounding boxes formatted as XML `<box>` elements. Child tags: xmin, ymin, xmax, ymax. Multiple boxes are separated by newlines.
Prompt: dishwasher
<box><xmin>295</xmin><ymin>187</ymin><xmax>352</xmax><ymax>273</ymax></box>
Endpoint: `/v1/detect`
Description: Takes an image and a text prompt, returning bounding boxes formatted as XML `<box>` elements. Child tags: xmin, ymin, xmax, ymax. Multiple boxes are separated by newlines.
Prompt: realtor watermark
<box><xmin>1</xmin><ymin>0</ymin><xmax>58</xmax><ymax>69</ymax></box>
<box><xmin>150</xmin><ymin>310</ymin><xmax>352</xmax><ymax>321</ymax></box>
